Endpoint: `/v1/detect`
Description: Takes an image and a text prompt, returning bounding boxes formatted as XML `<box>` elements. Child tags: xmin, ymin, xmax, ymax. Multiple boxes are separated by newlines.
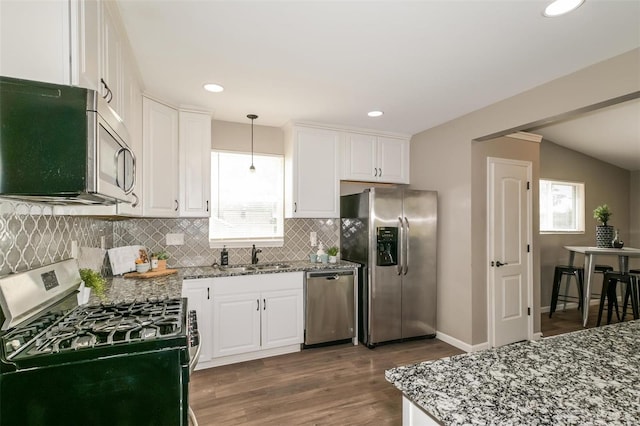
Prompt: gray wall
<box><xmin>410</xmin><ymin>48</ymin><xmax>640</xmax><ymax>347</ymax></box>
<box><xmin>539</xmin><ymin>140</ymin><xmax>632</xmax><ymax>309</ymax></box>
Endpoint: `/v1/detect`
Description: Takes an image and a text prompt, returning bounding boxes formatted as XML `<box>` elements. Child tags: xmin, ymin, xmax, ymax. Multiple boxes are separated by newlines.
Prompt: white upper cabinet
<box><xmin>0</xmin><ymin>0</ymin><xmax>71</xmax><ymax>85</ymax></box>
<box><xmin>100</xmin><ymin>1</ymin><xmax>123</xmax><ymax>118</ymax></box>
<box><xmin>143</xmin><ymin>97</ymin><xmax>180</xmax><ymax>217</ymax></box>
<box><xmin>70</xmin><ymin>0</ymin><xmax>100</xmax><ymax>92</ymax></box>
<box><xmin>284</xmin><ymin>125</ymin><xmax>341</xmax><ymax>218</ymax></box>
<box><xmin>143</xmin><ymin>98</ymin><xmax>212</xmax><ymax>218</ymax></box>
<box><xmin>343</xmin><ymin>132</ymin><xmax>410</xmax><ymax>184</ymax></box>
<box><xmin>179</xmin><ymin>111</ymin><xmax>212</xmax><ymax>217</ymax></box>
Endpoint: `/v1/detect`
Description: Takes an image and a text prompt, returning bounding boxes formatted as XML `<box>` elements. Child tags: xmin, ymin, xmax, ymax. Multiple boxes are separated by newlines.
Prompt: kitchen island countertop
<box><xmin>88</xmin><ymin>260</ymin><xmax>359</xmax><ymax>305</ymax></box>
<box><xmin>386</xmin><ymin>320</ymin><xmax>640</xmax><ymax>425</ymax></box>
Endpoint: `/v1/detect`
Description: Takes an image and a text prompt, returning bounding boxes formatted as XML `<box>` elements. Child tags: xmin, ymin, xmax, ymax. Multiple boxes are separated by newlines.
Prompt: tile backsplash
<box><xmin>0</xmin><ymin>199</ymin><xmax>339</xmax><ymax>276</ymax></box>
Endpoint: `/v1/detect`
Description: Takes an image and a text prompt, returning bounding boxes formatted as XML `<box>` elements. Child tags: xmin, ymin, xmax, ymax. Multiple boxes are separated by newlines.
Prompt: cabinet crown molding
<box><xmin>282</xmin><ymin>121</ymin><xmax>411</xmax><ymax>140</ymax></box>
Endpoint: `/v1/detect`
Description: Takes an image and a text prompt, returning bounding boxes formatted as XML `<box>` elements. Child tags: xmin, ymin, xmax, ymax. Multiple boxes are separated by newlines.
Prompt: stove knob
<box><xmin>9</xmin><ymin>339</ymin><xmax>21</xmax><ymax>351</ymax></box>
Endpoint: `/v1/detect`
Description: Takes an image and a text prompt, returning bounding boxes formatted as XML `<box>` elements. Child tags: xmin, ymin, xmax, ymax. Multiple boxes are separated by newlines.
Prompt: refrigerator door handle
<box><xmin>397</xmin><ymin>217</ymin><xmax>404</xmax><ymax>275</ymax></box>
<box><xmin>404</xmin><ymin>217</ymin><xmax>410</xmax><ymax>275</ymax></box>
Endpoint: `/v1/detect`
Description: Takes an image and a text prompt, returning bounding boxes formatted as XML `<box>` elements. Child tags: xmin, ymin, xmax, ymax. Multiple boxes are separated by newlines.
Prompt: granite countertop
<box><xmin>87</xmin><ymin>260</ymin><xmax>359</xmax><ymax>305</ymax></box>
<box><xmin>181</xmin><ymin>260</ymin><xmax>359</xmax><ymax>280</ymax></box>
<box><xmin>386</xmin><ymin>321</ymin><xmax>640</xmax><ymax>425</ymax></box>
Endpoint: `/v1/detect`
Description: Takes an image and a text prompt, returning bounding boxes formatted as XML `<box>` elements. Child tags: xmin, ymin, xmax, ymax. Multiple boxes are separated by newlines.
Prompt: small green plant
<box><xmin>151</xmin><ymin>250</ymin><xmax>169</xmax><ymax>260</ymax></box>
<box><xmin>79</xmin><ymin>268</ymin><xmax>106</xmax><ymax>296</ymax></box>
<box><xmin>327</xmin><ymin>246</ymin><xmax>339</xmax><ymax>256</ymax></box>
<box><xmin>593</xmin><ymin>204</ymin><xmax>613</xmax><ymax>226</ymax></box>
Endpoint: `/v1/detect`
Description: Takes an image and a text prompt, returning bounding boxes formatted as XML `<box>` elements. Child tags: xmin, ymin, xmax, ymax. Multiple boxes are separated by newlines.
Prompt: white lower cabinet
<box><xmin>182</xmin><ymin>279</ymin><xmax>214</xmax><ymax>366</ymax></box>
<box><xmin>183</xmin><ymin>272</ymin><xmax>303</xmax><ymax>369</ymax></box>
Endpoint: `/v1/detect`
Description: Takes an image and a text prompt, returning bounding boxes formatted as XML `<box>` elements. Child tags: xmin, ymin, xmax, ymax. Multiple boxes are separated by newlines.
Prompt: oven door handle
<box><xmin>189</xmin><ymin>340</ymin><xmax>202</xmax><ymax>374</ymax></box>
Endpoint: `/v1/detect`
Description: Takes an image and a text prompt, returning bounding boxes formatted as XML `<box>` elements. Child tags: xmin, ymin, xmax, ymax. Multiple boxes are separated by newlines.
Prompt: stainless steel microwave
<box><xmin>0</xmin><ymin>76</ymin><xmax>135</xmax><ymax>205</ymax></box>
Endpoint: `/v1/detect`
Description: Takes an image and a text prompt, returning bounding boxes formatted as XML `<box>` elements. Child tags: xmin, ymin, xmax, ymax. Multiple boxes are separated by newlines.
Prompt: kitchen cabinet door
<box><xmin>342</xmin><ymin>133</ymin><xmax>410</xmax><ymax>184</ymax></box>
<box><xmin>182</xmin><ymin>279</ymin><xmax>214</xmax><ymax>366</ymax></box>
<box><xmin>70</xmin><ymin>0</ymin><xmax>100</xmax><ymax>91</ymax></box>
<box><xmin>342</xmin><ymin>133</ymin><xmax>377</xmax><ymax>181</ymax></box>
<box><xmin>100</xmin><ymin>1</ymin><xmax>123</xmax><ymax>117</ymax></box>
<box><xmin>143</xmin><ymin>97</ymin><xmax>179</xmax><ymax>217</ymax></box>
<box><xmin>377</xmin><ymin>136</ymin><xmax>409</xmax><ymax>184</ymax></box>
<box><xmin>285</xmin><ymin>125</ymin><xmax>340</xmax><ymax>218</ymax></box>
<box><xmin>0</xmin><ymin>0</ymin><xmax>71</xmax><ymax>85</ymax></box>
<box><xmin>213</xmin><ymin>292</ymin><xmax>262</xmax><ymax>358</ymax></box>
<box><xmin>261</xmin><ymin>289</ymin><xmax>304</xmax><ymax>350</ymax></box>
<box><xmin>179</xmin><ymin>111</ymin><xmax>212</xmax><ymax>217</ymax></box>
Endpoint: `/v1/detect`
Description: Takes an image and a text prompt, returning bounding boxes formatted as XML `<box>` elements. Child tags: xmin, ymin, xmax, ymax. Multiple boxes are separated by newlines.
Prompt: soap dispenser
<box><xmin>221</xmin><ymin>246</ymin><xmax>229</xmax><ymax>266</ymax></box>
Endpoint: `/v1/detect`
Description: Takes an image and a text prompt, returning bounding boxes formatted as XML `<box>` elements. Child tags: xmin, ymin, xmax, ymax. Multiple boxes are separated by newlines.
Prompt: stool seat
<box><xmin>595</xmin><ymin>264</ymin><xmax>614</xmax><ymax>273</ymax></box>
<box><xmin>549</xmin><ymin>265</ymin><xmax>584</xmax><ymax>317</ymax></box>
<box><xmin>597</xmin><ymin>271</ymin><xmax>639</xmax><ymax>326</ymax></box>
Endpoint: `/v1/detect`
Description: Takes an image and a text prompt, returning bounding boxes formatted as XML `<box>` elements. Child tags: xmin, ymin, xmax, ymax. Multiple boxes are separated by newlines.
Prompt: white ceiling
<box><xmin>528</xmin><ymin>98</ymin><xmax>640</xmax><ymax>171</ymax></box>
<box><xmin>117</xmin><ymin>0</ymin><xmax>640</xmax><ymax>166</ymax></box>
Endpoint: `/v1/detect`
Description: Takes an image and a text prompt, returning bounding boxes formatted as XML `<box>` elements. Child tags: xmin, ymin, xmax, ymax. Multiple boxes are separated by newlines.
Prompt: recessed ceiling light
<box><xmin>203</xmin><ymin>83</ymin><xmax>224</xmax><ymax>93</ymax></box>
<box><xmin>368</xmin><ymin>110</ymin><xmax>384</xmax><ymax>118</ymax></box>
<box><xmin>543</xmin><ymin>0</ymin><xmax>585</xmax><ymax>17</ymax></box>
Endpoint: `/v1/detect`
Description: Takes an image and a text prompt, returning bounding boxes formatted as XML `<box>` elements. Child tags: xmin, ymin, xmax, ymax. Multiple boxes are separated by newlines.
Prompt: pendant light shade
<box><xmin>247</xmin><ymin>114</ymin><xmax>258</xmax><ymax>173</ymax></box>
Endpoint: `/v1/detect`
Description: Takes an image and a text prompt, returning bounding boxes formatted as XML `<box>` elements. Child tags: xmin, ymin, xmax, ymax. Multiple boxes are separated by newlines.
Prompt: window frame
<box><xmin>539</xmin><ymin>178</ymin><xmax>585</xmax><ymax>234</ymax></box>
<box><xmin>208</xmin><ymin>150</ymin><xmax>285</xmax><ymax>249</ymax></box>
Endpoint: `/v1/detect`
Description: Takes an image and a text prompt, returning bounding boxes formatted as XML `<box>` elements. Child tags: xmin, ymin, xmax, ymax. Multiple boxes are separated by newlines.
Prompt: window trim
<box><xmin>539</xmin><ymin>178</ymin><xmax>585</xmax><ymax>234</ymax></box>
<box><xmin>208</xmin><ymin>150</ymin><xmax>285</xmax><ymax>248</ymax></box>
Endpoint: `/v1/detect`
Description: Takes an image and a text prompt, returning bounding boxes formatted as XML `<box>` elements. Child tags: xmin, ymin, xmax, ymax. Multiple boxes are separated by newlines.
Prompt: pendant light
<box><xmin>247</xmin><ymin>114</ymin><xmax>258</xmax><ymax>173</ymax></box>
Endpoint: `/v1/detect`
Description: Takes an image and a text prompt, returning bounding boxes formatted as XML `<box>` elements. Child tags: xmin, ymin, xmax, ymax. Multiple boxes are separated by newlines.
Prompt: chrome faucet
<box><xmin>251</xmin><ymin>244</ymin><xmax>262</xmax><ymax>264</ymax></box>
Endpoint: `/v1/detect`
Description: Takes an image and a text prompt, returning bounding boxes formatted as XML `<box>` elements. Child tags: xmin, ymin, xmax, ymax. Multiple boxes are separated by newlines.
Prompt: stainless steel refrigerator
<box><xmin>340</xmin><ymin>188</ymin><xmax>437</xmax><ymax>347</ymax></box>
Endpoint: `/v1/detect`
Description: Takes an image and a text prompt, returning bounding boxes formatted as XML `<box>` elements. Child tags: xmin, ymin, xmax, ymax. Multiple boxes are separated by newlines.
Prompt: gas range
<box><xmin>3</xmin><ymin>298</ymin><xmax>185</xmax><ymax>363</ymax></box>
<box><xmin>0</xmin><ymin>260</ymin><xmax>197</xmax><ymax>426</ymax></box>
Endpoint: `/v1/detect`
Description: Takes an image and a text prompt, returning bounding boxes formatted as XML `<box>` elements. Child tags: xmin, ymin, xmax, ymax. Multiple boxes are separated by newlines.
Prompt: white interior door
<box><xmin>488</xmin><ymin>157</ymin><xmax>532</xmax><ymax>347</ymax></box>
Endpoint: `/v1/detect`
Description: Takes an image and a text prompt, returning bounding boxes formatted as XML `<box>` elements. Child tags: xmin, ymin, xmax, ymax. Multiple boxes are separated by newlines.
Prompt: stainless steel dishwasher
<box><xmin>304</xmin><ymin>269</ymin><xmax>355</xmax><ymax>346</ymax></box>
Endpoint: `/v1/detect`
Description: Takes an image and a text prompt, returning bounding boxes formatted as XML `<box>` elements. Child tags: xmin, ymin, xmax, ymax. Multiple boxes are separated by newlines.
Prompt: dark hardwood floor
<box><xmin>190</xmin><ymin>306</ymin><xmax>630</xmax><ymax>425</ymax></box>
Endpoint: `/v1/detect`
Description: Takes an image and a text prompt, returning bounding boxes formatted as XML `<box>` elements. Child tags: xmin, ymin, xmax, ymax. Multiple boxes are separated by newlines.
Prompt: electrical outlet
<box><xmin>100</xmin><ymin>236</ymin><xmax>106</xmax><ymax>250</ymax></box>
<box><xmin>71</xmin><ymin>241</ymin><xmax>78</xmax><ymax>258</ymax></box>
<box><xmin>166</xmin><ymin>233</ymin><xmax>185</xmax><ymax>246</ymax></box>
<box><xmin>310</xmin><ymin>232</ymin><xmax>317</xmax><ymax>247</ymax></box>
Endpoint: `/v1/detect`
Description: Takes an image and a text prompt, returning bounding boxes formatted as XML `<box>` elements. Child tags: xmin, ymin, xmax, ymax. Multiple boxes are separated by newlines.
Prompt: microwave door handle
<box><xmin>124</xmin><ymin>147</ymin><xmax>136</xmax><ymax>194</ymax></box>
<box><xmin>114</xmin><ymin>147</ymin><xmax>126</xmax><ymax>191</ymax></box>
<box><xmin>115</xmin><ymin>147</ymin><xmax>136</xmax><ymax>195</ymax></box>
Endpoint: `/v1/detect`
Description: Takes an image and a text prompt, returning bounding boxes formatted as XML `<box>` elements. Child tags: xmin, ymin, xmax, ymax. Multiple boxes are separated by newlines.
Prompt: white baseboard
<box><xmin>436</xmin><ymin>331</ymin><xmax>488</xmax><ymax>353</ymax></box>
<box><xmin>532</xmin><ymin>332</ymin><xmax>543</xmax><ymax>341</ymax></box>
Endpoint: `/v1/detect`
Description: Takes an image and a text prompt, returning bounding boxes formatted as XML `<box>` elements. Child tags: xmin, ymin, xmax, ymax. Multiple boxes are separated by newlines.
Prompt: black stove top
<box><xmin>2</xmin><ymin>298</ymin><xmax>186</xmax><ymax>367</ymax></box>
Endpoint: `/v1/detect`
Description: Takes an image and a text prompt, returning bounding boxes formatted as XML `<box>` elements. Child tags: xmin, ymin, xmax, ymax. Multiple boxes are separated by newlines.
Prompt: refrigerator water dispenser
<box><xmin>376</xmin><ymin>227</ymin><xmax>398</xmax><ymax>266</ymax></box>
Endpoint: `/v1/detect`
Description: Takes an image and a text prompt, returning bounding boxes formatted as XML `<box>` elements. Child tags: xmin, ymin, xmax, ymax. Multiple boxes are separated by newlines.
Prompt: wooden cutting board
<box><xmin>124</xmin><ymin>268</ymin><xmax>178</xmax><ymax>279</ymax></box>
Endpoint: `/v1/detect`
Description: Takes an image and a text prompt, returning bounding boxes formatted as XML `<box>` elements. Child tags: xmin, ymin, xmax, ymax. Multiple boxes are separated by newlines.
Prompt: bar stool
<box><xmin>549</xmin><ymin>265</ymin><xmax>584</xmax><ymax>317</ymax></box>
<box><xmin>597</xmin><ymin>271</ymin><xmax>639</xmax><ymax>326</ymax></box>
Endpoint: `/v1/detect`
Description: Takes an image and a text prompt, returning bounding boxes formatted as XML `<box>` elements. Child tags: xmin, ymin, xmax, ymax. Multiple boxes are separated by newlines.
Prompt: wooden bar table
<box><xmin>564</xmin><ymin>246</ymin><xmax>640</xmax><ymax>327</ymax></box>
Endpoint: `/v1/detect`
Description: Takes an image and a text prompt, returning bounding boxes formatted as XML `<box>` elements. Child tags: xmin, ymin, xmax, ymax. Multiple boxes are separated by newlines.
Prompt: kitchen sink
<box><xmin>219</xmin><ymin>266</ymin><xmax>252</xmax><ymax>273</ymax></box>
<box><xmin>251</xmin><ymin>263</ymin><xmax>291</xmax><ymax>270</ymax></box>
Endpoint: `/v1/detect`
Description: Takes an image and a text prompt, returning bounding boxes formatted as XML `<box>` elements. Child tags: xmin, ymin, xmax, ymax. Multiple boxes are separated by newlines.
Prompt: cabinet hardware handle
<box><xmin>379</xmin><ymin>168</ymin><xmax>382</xmax><ymax>177</ymax></box>
<box><xmin>207</xmin><ymin>288</ymin><xmax>210</xmax><ymax>299</ymax></box>
<box><xmin>263</xmin><ymin>298</ymin><xmax>266</xmax><ymax>310</ymax></box>
<box><xmin>294</xmin><ymin>202</ymin><xmax>297</xmax><ymax>213</ymax></box>
<box><xmin>374</xmin><ymin>168</ymin><xmax>378</xmax><ymax>177</ymax></box>
<box><xmin>206</xmin><ymin>200</ymin><xmax>209</xmax><ymax>212</ymax></box>
<box><xmin>256</xmin><ymin>299</ymin><xmax>260</xmax><ymax>311</ymax></box>
<box><xmin>131</xmin><ymin>193</ymin><xmax>139</xmax><ymax>208</ymax></box>
<box><xmin>175</xmin><ymin>200</ymin><xmax>179</xmax><ymax>211</ymax></box>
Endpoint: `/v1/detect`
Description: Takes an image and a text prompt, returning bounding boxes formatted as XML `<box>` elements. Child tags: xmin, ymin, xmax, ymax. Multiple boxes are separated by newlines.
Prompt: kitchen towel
<box><xmin>108</xmin><ymin>245</ymin><xmax>145</xmax><ymax>276</ymax></box>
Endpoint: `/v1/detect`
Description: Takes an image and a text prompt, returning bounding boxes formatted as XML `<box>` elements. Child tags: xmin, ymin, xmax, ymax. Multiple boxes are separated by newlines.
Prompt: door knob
<box><xmin>495</xmin><ymin>261</ymin><xmax>508</xmax><ymax>267</ymax></box>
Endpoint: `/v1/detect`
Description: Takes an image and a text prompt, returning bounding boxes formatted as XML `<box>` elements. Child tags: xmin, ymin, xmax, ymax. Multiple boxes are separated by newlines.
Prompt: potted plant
<box><xmin>327</xmin><ymin>246</ymin><xmax>339</xmax><ymax>263</ymax></box>
<box><xmin>151</xmin><ymin>250</ymin><xmax>169</xmax><ymax>270</ymax></box>
<box><xmin>79</xmin><ymin>268</ymin><xmax>106</xmax><ymax>301</ymax></box>
<box><xmin>593</xmin><ymin>204</ymin><xmax>614</xmax><ymax>248</ymax></box>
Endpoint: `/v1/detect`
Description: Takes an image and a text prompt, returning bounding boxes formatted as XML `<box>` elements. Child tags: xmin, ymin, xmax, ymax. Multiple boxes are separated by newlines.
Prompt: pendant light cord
<box><xmin>247</xmin><ymin>114</ymin><xmax>258</xmax><ymax>172</ymax></box>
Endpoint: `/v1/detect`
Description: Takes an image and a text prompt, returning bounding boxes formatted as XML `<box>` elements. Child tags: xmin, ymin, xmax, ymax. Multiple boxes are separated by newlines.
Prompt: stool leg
<box><xmin>630</xmin><ymin>276</ymin><xmax>639</xmax><ymax>320</ymax></box>
<box><xmin>597</xmin><ymin>275</ymin><xmax>609</xmax><ymax>327</ymax></box>
<box><xmin>622</xmin><ymin>279</ymin><xmax>632</xmax><ymax>321</ymax></box>
<box><xmin>576</xmin><ymin>269</ymin><xmax>584</xmax><ymax>311</ymax></box>
<box><xmin>550</xmin><ymin>268</ymin><xmax>562</xmax><ymax>318</ymax></box>
<box><xmin>606</xmin><ymin>279</ymin><xmax>617</xmax><ymax>325</ymax></box>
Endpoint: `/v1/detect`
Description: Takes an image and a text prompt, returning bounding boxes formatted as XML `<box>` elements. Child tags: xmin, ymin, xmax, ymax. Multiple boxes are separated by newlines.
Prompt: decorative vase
<box><xmin>595</xmin><ymin>225</ymin><xmax>614</xmax><ymax>248</ymax></box>
<box><xmin>329</xmin><ymin>255</ymin><xmax>337</xmax><ymax>264</ymax></box>
<box><xmin>612</xmin><ymin>228</ymin><xmax>624</xmax><ymax>249</ymax></box>
<box><xmin>157</xmin><ymin>259</ymin><xmax>167</xmax><ymax>270</ymax></box>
